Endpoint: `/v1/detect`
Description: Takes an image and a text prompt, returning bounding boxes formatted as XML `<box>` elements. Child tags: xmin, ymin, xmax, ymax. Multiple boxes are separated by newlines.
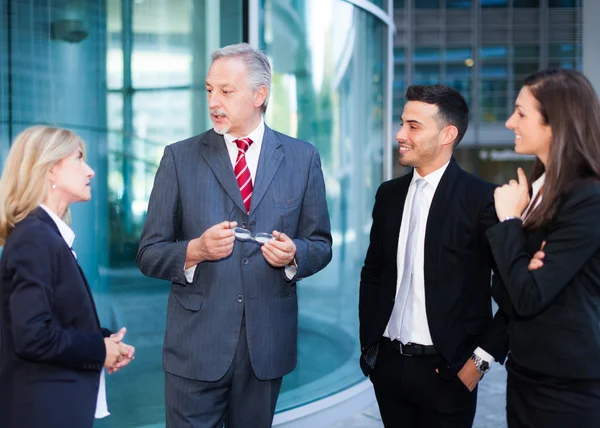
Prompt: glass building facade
<box><xmin>392</xmin><ymin>0</ymin><xmax>583</xmax><ymax>182</ymax></box>
<box><xmin>0</xmin><ymin>0</ymin><xmax>393</xmax><ymax>426</ymax></box>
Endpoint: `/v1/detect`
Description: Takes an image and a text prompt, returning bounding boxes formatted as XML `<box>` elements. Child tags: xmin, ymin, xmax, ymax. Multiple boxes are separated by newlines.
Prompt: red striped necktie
<box><xmin>233</xmin><ymin>138</ymin><xmax>254</xmax><ymax>213</ymax></box>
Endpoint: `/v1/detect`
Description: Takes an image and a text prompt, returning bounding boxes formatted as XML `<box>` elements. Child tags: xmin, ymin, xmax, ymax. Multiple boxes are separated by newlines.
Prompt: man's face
<box><xmin>396</xmin><ymin>101</ymin><xmax>446</xmax><ymax>170</ymax></box>
<box><xmin>205</xmin><ymin>57</ymin><xmax>264</xmax><ymax>137</ymax></box>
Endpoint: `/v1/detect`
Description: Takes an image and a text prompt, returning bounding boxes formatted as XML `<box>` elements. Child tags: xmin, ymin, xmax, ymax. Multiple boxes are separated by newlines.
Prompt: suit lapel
<box><xmin>200</xmin><ymin>131</ymin><xmax>247</xmax><ymax>213</ymax></box>
<box><xmin>387</xmin><ymin>173</ymin><xmax>413</xmax><ymax>257</ymax></box>
<box><xmin>32</xmin><ymin>208</ymin><xmax>102</xmax><ymax>328</ymax></box>
<box><xmin>250</xmin><ymin>125</ymin><xmax>284</xmax><ymax>214</ymax></box>
<box><xmin>424</xmin><ymin>158</ymin><xmax>461</xmax><ymax>260</ymax></box>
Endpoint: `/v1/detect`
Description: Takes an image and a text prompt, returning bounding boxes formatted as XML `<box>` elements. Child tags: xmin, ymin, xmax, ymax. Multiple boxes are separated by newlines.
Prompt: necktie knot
<box><xmin>234</xmin><ymin>138</ymin><xmax>253</xmax><ymax>153</ymax></box>
<box><xmin>414</xmin><ymin>178</ymin><xmax>427</xmax><ymax>191</ymax></box>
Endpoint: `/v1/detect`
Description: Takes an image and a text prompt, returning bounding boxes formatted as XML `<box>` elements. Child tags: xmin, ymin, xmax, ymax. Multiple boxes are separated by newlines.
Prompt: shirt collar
<box><xmin>411</xmin><ymin>160</ymin><xmax>451</xmax><ymax>192</ymax></box>
<box><xmin>531</xmin><ymin>173</ymin><xmax>545</xmax><ymax>196</ymax></box>
<box><xmin>224</xmin><ymin>118</ymin><xmax>265</xmax><ymax>149</ymax></box>
<box><xmin>39</xmin><ymin>204</ymin><xmax>75</xmax><ymax>249</ymax></box>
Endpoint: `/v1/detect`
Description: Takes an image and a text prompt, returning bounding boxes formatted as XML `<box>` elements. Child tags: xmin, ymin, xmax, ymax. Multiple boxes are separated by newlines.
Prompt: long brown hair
<box><xmin>522</xmin><ymin>69</ymin><xmax>600</xmax><ymax>229</ymax></box>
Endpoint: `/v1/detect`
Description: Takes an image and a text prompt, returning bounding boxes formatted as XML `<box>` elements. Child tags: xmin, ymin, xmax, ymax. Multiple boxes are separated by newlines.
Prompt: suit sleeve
<box><xmin>136</xmin><ymin>145</ymin><xmax>190</xmax><ymax>285</ymax></box>
<box><xmin>290</xmin><ymin>147</ymin><xmax>333</xmax><ymax>280</ymax></box>
<box><xmin>8</xmin><ymin>230</ymin><xmax>106</xmax><ymax>371</ymax></box>
<box><xmin>475</xmin><ymin>188</ymin><xmax>510</xmax><ymax>364</ymax></box>
<box><xmin>359</xmin><ymin>184</ymin><xmax>385</xmax><ymax>344</ymax></box>
<box><xmin>486</xmin><ymin>187</ymin><xmax>600</xmax><ymax>318</ymax></box>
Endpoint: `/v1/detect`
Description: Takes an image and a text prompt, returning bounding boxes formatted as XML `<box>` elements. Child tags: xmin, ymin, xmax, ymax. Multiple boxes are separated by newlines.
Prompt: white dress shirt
<box><xmin>523</xmin><ymin>173</ymin><xmax>545</xmax><ymax>221</ymax></box>
<box><xmin>39</xmin><ymin>204</ymin><xmax>109</xmax><ymax>419</ymax></box>
<box><xmin>383</xmin><ymin>163</ymin><xmax>493</xmax><ymax>363</ymax></box>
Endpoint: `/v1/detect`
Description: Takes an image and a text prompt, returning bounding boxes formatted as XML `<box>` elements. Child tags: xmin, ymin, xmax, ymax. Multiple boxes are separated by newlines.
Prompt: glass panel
<box><xmin>446</xmin><ymin>47</ymin><xmax>472</xmax><ymax>62</ymax></box>
<box><xmin>394</xmin><ymin>46</ymin><xmax>406</xmax><ymax>62</ymax></box>
<box><xmin>480</xmin><ymin>0</ymin><xmax>508</xmax><ymax>7</ymax></box>
<box><xmin>107</xmin><ymin>0</ymin><xmax>123</xmax><ymax>89</ymax></box>
<box><xmin>415</xmin><ymin>64</ymin><xmax>441</xmax><ymax>85</ymax></box>
<box><xmin>480</xmin><ymin>46</ymin><xmax>507</xmax><ymax>60</ymax></box>
<box><xmin>131</xmin><ymin>0</ymin><xmax>193</xmax><ymax>88</ymax></box>
<box><xmin>446</xmin><ymin>63</ymin><xmax>472</xmax><ymax>106</ymax></box>
<box><xmin>514</xmin><ymin>62</ymin><xmax>539</xmax><ymax>76</ymax></box>
<box><xmin>414</xmin><ymin>47</ymin><xmax>442</xmax><ymax>62</ymax></box>
<box><xmin>549</xmin><ymin>43</ymin><xmax>579</xmax><ymax>59</ymax></box>
<box><xmin>549</xmin><ymin>0</ymin><xmax>580</xmax><ymax>6</ymax></box>
<box><xmin>480</xmin><ymin>80</ymin><xmax>508</xmax><ymax>122</ymax></box>
<box><xmin>395</xmin><ymin>0</ymin><xmax>406</xmax><ymax>8</ymax></box>
<box><xmin>368</xmin><ymin>0</ymin><xmax>387</xmax><ymax>8</ymax></box>
<box><xmin>447</xmin><ymin>0</ymin><xmax>473</xmax><ymax>8</ymax></box>
<box><xmin>415</xmin><ymin>0</ymin><xmax>441</xmax><ymax>8</ymax></box>
<box><xmin>513</xmin><ymin>0</ymin><xmax>540</xmax><ymax>6</ymax></box>
<box><xmin>260</xmin><ymin>0</ymin><xmax>386</xmax><ymax>410</ymax></box>
<box><xmin>514</xmin><ymin>45</ymin><xmax>539</xmax><ymax>60</ymax></box>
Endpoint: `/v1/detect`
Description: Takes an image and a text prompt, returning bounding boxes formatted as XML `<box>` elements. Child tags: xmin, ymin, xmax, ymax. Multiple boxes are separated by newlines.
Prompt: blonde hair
<box><xmin>0</xmin><ymin>126</ymin><xmax>86</xmax><ymax>245</ymax></box>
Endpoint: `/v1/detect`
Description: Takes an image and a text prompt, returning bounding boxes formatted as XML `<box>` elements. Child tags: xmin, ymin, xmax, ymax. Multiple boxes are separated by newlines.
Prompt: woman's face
<box><xmin>51</xmin><ymin>147</ymin><xmax>95</xmax><ymax>204</ymax></box>
<box><xmin>505</xmin><ymin>86</ymin><xmax>552</xmax><ymax>165</ymax></box>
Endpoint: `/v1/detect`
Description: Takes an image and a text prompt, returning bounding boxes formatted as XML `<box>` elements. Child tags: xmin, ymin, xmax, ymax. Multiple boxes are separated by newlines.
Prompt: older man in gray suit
<box><xmin>137</xmin><ymin>43</ymin><xmax>332</xmax><ymax>427</ymax></box>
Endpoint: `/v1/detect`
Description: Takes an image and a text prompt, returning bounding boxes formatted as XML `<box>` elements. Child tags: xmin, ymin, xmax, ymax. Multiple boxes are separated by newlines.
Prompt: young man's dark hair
<box><xmin>405</xmin><ymin>84</ymin><xmax>469</xmax><ymax>147</ymax></box>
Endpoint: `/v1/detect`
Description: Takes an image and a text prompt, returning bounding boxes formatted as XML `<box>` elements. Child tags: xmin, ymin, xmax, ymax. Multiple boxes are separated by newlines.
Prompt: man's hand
<box><xmin>261</xmin><ymin>231</ymin><xmax>296</xmax><ymax>268</ymax></box>
<box><xmin>186</xmin><ymin>221</ymin><xmax>236</xmax><ymax>267</ymax></box>
<box><xmin>494</xmin><ymin>167</ymin><xmax>530</xmax><ymax>221</ymax></box>
<box><xmin>456</xmin><ymin>358</ymin><xmax>483</xmax><ymax>392</ymax></box>
<box><xmin>528</xmin><ymin>241</ymin><xmax>546</xmax><ymax>271</ymax></box>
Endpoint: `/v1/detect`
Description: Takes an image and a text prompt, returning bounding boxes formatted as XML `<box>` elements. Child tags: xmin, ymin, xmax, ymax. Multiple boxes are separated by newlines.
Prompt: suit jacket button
<box><xmin>237</xmin><ymin>295</ymin><xmax>243</xmax><ymax>303</ymax></box>
<box><xmin>242</xmin><ymin>258</ymin><xmax>249</xmax><ymax>265</ymax></box>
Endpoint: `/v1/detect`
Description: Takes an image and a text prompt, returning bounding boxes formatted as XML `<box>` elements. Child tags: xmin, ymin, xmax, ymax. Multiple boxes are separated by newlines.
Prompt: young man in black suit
<box><xmin>359</xmin><ymin>84</ymin><xmax>509</xmax><ymax>427</ymax></box>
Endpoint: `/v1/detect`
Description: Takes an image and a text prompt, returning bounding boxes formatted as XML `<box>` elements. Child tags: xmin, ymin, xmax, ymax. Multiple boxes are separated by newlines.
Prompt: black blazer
<box><xmin>0</xmin><ymin>208</ymin><xmax>109</xmax><ymax>428</ymax></box>
<box><xmin>487</xmin><ymin>182</ymin><xmax>600</xmax><ymax>380</ymax></box>
<box><xmin>359</xmin><ymin>159</ymin><xmax>509</xmax><ymax>377</ymax></box>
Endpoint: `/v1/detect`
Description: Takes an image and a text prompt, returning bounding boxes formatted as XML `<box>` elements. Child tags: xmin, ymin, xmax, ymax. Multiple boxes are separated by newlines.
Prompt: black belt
<box><xmin>382</xmin><ymin>338</ymin><xmax>438</xmax><ymax>357</ymax></box>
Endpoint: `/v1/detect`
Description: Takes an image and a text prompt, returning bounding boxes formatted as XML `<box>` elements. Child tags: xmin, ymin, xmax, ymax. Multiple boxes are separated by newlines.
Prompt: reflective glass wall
<box><xmin>1</xmin><ymin>0</ymin><xmax>391</xmax><ymax>426</ymax></box>
<box><xmin>258</xmin><ymin>0</ymin><xmax>389</xmax><ymax>410</ymax></box>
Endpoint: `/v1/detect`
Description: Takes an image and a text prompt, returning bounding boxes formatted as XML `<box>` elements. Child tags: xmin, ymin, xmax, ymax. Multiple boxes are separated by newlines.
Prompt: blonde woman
<box><xmin>0</xmin><ymin>126</ymin><xmax>135</xmax><ymax>428</ymax></box>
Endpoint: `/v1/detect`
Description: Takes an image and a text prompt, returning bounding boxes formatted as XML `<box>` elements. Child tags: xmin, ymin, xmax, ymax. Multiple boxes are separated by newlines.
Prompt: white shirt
<box><xmin>39</xmin><ymin>205</ymin><xmax>110</xmax><ymax>419</ymax></box>
<box><xmin>382</xmin><ymin>163</ymin><xmax>493</xmax><ymax>363</ymax></box>
<box><xmin>184</xmin><ymin>119</ymin><xmax>296</xmax><ymax>281</ymax></box>
<box><xmin>523</xmin><ymin>173</ymin><xmax>545</xmax><ymax>221</ymax></box>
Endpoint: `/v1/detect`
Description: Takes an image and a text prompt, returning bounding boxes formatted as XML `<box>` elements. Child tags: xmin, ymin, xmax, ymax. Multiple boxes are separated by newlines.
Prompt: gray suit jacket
<box><xmin>137</xmin><ymin>125</ymin><xmax>332</xmax><ymax>381</ymax></box>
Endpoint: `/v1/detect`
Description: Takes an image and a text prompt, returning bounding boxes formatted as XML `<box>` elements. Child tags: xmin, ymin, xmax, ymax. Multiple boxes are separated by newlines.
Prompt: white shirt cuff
<box><xmin>184</xmin><ymin>265</ymin><xmax>196</xmax><ymax>283</ymax></box>
<box><xmin>474</xmin><ymin>347</ymin><xmax>495</xmax><ymax>363</ymax></box>
<box><xmin>284</xmin><ymin>264</ymin><xmax>297</xmax><ymax>280</ymax></box>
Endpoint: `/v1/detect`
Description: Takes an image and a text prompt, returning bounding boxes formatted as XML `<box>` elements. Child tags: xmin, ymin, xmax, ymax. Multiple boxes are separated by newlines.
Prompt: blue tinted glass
<box><xmin>414</xmin><ymin>48</ymin><xmax>441</xmax><ymax>62</ymax></box>
<box><xmin>446</xmin><ymin>48</ymin><xmax>472</xmax><ymax>61</ymax></box>
<box><xmin>447</xmin><ymin>0</ymin><xmax>472</xmax><ymax>7</ymax></box>
<box><xmin>415</xmin><ymin>0</ymin><xmax>441</xmax><ymax>8</ymax></box>
<box><xmin>480</xmin><ymin>46</ymin><xmax>507</xmax><ymax>60</ymax></box>
<box><xmin>394</xmin><ymin>47</ymin><xmax>406</xmax><ymax>62</ymax></box>
<box><xmin>480</xmin><ymin>0</ymin><xmax>507</xmax><ymax>6</ymax></box>
<box><xmin>482</xmin><ymin>63</ymin><xmax>508</xmax><ymax>78</ymax></box>
<box><xmin>549</xmin><ymin>0</ymin><xmax>580</xmax><ymax>6</ymax></box>
<box><xmin>513</xmin><ymin>0</ymin><xmax>539</xmax><ymax>6</ymax></box>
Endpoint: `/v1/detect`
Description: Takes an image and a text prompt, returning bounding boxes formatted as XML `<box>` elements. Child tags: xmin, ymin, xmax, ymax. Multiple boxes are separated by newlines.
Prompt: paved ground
<box><xmin>332</xmin><ymin>364</ymin><xmax>508</xmax><ymax>428</ymax></box>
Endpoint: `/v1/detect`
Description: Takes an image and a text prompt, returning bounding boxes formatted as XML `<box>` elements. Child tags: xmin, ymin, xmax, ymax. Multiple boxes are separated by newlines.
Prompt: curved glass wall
<box><xmin>259</xmin><ymin>0</ymin><xmax>387</xmax><ymax>410</ymax></box>
<box><xmin>0</xmin><ymin>0</ymin><xmax>390</xmax><ymax>425</ymax></box>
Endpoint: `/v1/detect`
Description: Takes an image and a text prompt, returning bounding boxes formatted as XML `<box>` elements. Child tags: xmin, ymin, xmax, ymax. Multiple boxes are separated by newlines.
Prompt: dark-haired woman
<box><xmin>487</xmin><ymin>68</ymin><xmax>600</xmax><ymax>428</ymax></box>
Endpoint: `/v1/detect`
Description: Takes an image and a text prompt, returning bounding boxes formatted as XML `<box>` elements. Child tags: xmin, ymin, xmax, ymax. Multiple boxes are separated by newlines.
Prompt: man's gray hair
<box><xmin>212</xmin><ymin>43</ymin><xmax>272</xmax><ymax>113</ymax></box>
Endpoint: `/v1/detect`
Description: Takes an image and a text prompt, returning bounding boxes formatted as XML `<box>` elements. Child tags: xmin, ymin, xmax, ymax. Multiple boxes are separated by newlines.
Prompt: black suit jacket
<box><xmin>0</xmin><ymin>208</ymin><xmax>109</xmax><ymax>428</ymax></box>
<box><xmin>359</xmin><ymin>159</ymin><xmax>509</xmax><ymax>377</ymax></box>
<box><xmin>487</xmin><ymin>182</ymin><xmax>600</xmax><ymax>380</ymax></box>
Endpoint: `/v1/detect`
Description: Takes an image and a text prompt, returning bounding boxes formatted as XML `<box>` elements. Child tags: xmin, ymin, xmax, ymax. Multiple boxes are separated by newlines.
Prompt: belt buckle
<box><xmin>399</xmin><ymin>342</ymin><xmax>413</xmax><ymax>357</ymax></box>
